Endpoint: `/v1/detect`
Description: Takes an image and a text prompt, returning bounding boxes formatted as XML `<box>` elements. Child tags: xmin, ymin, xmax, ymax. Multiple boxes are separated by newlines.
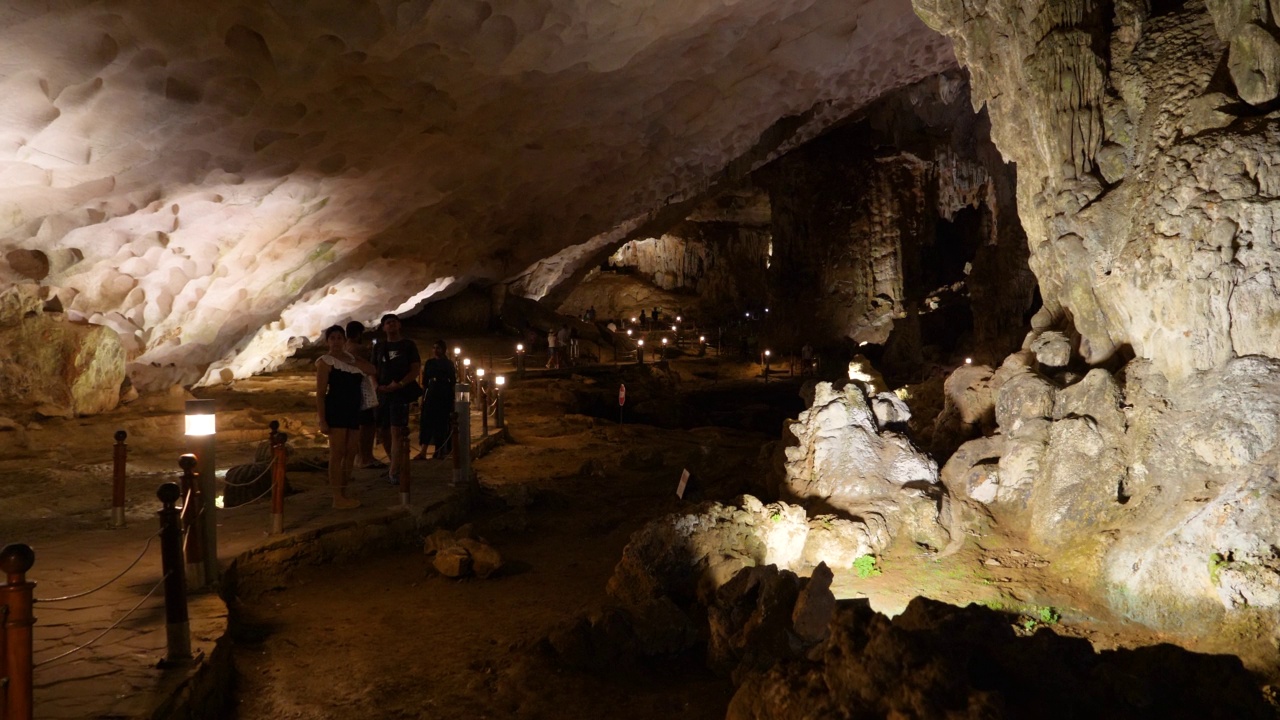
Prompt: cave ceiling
<box><xmin>0</xmin><ymin>0</ymin><xmax>954</xmax><ymax>387</ymax></box>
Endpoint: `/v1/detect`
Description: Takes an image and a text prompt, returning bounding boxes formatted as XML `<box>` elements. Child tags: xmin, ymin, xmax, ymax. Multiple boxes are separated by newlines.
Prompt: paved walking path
<box><xmin>13</xmin><ymin>424</ymin><xmax>498</xmax><ymax>720</ymax></box>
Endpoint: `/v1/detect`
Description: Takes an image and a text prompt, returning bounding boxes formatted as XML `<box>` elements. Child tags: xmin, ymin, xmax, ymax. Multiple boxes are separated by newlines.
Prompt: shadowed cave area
<box><xmin>3</xmin><ymin>0</ymin><xmax>1280</xmax><ymax>718</ymax></box>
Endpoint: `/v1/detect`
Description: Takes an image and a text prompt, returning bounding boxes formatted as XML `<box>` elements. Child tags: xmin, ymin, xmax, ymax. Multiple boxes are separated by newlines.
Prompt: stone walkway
<box><xmin>10</xmin><ymin>424</ymin><xmax>499</xmax><ymax>719</ymax></box>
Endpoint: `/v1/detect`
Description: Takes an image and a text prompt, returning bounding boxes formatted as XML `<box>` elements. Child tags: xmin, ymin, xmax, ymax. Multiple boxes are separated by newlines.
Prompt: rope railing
<box><xmin>217</xmin><ymin>457</ymin><xmax>276</xmax><ymax>487</ymax></box>
<box><xmin>218</xmin><ymin>482</ymin><xmax>275</xmax><ymax>510</ymax></box>
<box><xmin>32</xmin><ymin>573</ymin><xmax>169</xmax><ymax>669</ymax></box>
<box><xmin>34</xmin><ymin>532</ymin><xmax>160</xmax><ymax>604</ymax></box>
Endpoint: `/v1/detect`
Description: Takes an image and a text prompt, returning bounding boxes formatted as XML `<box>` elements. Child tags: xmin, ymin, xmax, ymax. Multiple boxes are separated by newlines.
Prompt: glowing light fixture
<box><xmin>185</xmin><ymin>399</ymin><xmax>216</xmax><ymax>436</ymax></box>
<box><xmin>517</xmin><ymin>343</ymin><xmax>524</xmax><ymax>352</ymax></box>
<box><xmin>463</xmin><ymin>358</ymin><xmax>471</xmax><ymax>368</ymax></box>
<box><xmin>476</xmin><ymin>367</ymin><xmax>485</xmax><ymax>378</ymax></box>
<box><xmin>495</xmin><ymin>375</ymin><xmax>506</xmax><ymax>387</ymax></box>
<box><xmin>454</xmin><ymin>346</ymin><xmax>461</xmax><ymax>358</ymax></box>
<box><xmin>637</xmin><ymin>339</ymin><xmax>644</xmax><ymax>346</ymax></box>
<box><xmin>965</xmin><ymin>358</ymin><xmax>973</xmax><ymax>365</ymax></box>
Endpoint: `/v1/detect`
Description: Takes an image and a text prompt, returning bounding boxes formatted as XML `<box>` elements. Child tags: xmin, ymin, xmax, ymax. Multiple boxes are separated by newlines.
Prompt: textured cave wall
<box><xmin>917</xmin><ymin>0</ymin><xmax>1280</xmax><ymax>633</ymax></box>
<box><xmin>0</xmin><ymin>0</ymin><xmax>957</xmax><ymax>394</ymax></box>
<box><xmin>756</xmin><ymin>72</ymin><xmax>1033</xmax><ymax>377</ymax></box>
<box><xmin>914</xmin><ymin>0</ymin><xmax>1280</xmax><ymax>379</ymax></box>
<box><xmin>555</xmin><ymin>188</ymin><xmax>773</xmax><ymax>323</ymax></box>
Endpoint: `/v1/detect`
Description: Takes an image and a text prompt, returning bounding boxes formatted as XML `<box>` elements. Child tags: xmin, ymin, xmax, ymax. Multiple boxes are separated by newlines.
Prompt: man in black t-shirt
<box><xmin>374</xmin><ymin>314</ymin><xmax>421</xmax><ymax>486</ymax></box>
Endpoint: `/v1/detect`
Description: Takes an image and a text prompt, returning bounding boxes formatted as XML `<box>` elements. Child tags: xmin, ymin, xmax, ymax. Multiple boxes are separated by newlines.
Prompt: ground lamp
<box><xmin>661</xmin><ymin>336</ymin><xmax>668</xmax><ymax>360</ymax></box>
<box><xmin>476</xmin><ymin>368</ymin><xmax>488</xmax><ymax>436</ymax></box>
<box><xmin>637</xmin><ymin>338</ymin><xmax>645</xmax><ymax>364</ymax></box>
<box><xmin>763</xmin><ymin>349</ymin><xmax>772</xmax><ymax>383</ymax></box>
<box><xmin>184</xmin><ymin>399</ymin><xmax>219</xmax><ymax>584</ymax></box>
<box><xmin>516</xmin><ymin>343</ymin><xmax>525</xmax><ymax>378</ymax></box>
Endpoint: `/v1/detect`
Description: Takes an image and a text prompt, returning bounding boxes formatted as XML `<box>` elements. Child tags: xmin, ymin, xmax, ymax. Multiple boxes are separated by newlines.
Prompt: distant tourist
<box><xmin>316</xmin><ymin>325</ymin><xmax>376</xmax><ymax>509</ymax></box>
<box><xmin>546</xmin><ymin>326</ymin><xmax>560</xmax><ymax>368</ymax></box>
<box><xmin>374</xmin><ymin>314</ymin><xmax>421</xmax><ymax>487</ymax></box>
<box><xmin>415</xmin><ymin>340</ymin><xmax>457</xmax><ymax>460</ymax></box>
<box><xmin>345</xmin><ymin>321</ymin><xmax>382</xmax><ymax>470</ymax></box>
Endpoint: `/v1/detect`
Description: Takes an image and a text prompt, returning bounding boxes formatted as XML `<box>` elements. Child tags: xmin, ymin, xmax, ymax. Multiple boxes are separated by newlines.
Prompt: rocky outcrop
<box><xmin>914</xmin><ymin>0</ymin><xmax>1279</xmax><ymax>380</ymax></box>
<box><xmin>607</xmin><ymin>495</ymin><xmax>877</xmax><ymax>610</ymax></box>
<box><xmin>0</xmin><ymin>287</ymin><xmax>123</xmax><ymax>417</ymax></box>
<box><xmin>943</xmin><ymin>342</ymin><xmax>1280</xmax><ymax>632</ymax></box>
<box><xmin>915</xmin><ymin>0</ymin><xmax>1280</xmax><ymax>637</ymax></box>
<box><xmin>758</xmin><ymin>71</ymin><xmax>1034</xmax><ymax>371</ymax></box>
<box><xmin>783</xmin><ymin>381</ymin><xmax>949</xmax><ymax>552</ymax></box>
<box><xmin>726</xmin><ymin>596</ymin><xmax>1274</xmax><ymax>719</ymax></box>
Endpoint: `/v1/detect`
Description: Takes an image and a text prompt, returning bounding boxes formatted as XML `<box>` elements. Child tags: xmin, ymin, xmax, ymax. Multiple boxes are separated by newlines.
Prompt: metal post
<box><xmin>270</xmin><ymin>431</ymin><xmax>287</xmax><ymax>535</ymax></box>
<box><xmin>494</xmin><ymin>387</ymin><xmax>504</xmax><ymax>429</ymax></box>
<box><xmin>516</xmin><ymin>349</ymin><xmax>525</xmax><ymax>380</ymax></box>
<box><xmin>111</xmin><ymin>430</ymin><xmax>127</xmax><ymax>528</ymax></box>
<box><xmin>178</xmin><ymin>455</ymin><xmax>205</xmax><ymax>591</ymax></box>
<box><xmin>399</xmin><ymin>424</ymin><xmax>411</xmax><ymax>506</ymax></box>
<box><xmin>480</xmin><ymin>379</ymin><xmax>489</xmax><ymax>438</ymax></box>
<box><xmin>0</xmin><ymin>543</ymin><xmax>35</xmax><ymax>720</ymax></box>
<box><xmin>455</xmin><ymin>409</ymin><xmax>465</xmax><ymax>481</ymax></box>
<box><xmin>454</xmin><ymin>383</ymin><xmax>471</xmax><ymax>485</ymax></box>
<box><xmin>156</xmin><ymin>483</ymin><xmax>191</xmax><ymax>663</ymax></box>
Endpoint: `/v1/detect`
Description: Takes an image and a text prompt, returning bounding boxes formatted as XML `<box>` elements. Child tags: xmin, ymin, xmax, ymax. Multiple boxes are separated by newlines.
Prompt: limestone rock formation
<box><xmin>914</xmin><ymin>0</ymin><xmax>1279</xmax><ymax>381</ymax></box>
<box><xmin>0</xmin><ymin>287</ymin><xmax>123</xmax><ymax>416</ymax></box>
<box><xmin>916</xmin><ymin>0</ymin><xmax>1280</xmax><ymax>636</ymax></box>
<box><xmin>726</xmin><ymin>597</ymin><xmax>1274</xmax><ymax>719</ymax></box>
<box><xmin>943</xmin><ymin>345</ymin><xmax>1280</xmax><ymax>633</ymax></box>
<box><xmin>783</xmin><ymin>381</ymin><xmax>949</xmax><ymax>551</ymax></box>
<box><xmin>607</xmin><ymin>495</ymin><xmax>875</xmax><ymax>610</ymax></box>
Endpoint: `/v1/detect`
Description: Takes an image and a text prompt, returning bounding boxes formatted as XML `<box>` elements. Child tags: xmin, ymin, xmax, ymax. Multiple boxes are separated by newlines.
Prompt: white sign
<box><xmin>676</xmin><ymin>469</ymin><xmax>690</xmax><ymax>499</ymax></box>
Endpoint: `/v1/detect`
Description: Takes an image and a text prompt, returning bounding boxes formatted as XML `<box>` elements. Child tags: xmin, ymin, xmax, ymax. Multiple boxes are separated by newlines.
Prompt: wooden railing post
<box><xmin>156</xmin><ymin>483</ymin><xmax>191</xmax><ymax>663</ymax></box>
<box><xmin>480</xmin><ymin>378</ymin><xmax>489</xmax><ymax>438</ymax></box>
<box><xmin>111</xmin><ymin>430</ymin><xmax>127</xmax><ymax>528</ymax></box>
<box><xmin>0</xmin><ymin>543</ymin><xmax>36</xmax><ymax>720</ymax></box>
<box><xmin>178</xmin><ymin>455</ymin><xmax>205</xmax><ymax>591</ymax></box>
<box><xmin>271</xmin><ymin>432</ymin><xmax>287</xmax><ymax>534</ymax></box>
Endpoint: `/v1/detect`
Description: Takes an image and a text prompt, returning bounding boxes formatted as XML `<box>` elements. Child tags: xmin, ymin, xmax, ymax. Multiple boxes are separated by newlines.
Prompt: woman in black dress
<box><xmin>415</xmin><ymin>339</ymin><xmax>457</xmax><ymax>459</ymax></box>
<box><xmin>316</xmin><ymin>325</ymin><xmax>376</xmax><ymax>508</ymax></box>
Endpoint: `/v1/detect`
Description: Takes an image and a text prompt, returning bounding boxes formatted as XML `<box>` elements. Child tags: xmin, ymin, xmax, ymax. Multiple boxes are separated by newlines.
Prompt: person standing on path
<box><xmin>316</xmin><ymin>325</ymin><xmax>376</xmax><ymax>508</ymax></box>
<box><xmin>415</xmin><ymin>339</ymin><xmax>457</xmax><ymax>460</ymax></box>
<box><xmin>375</xmin><ymin>314</ymin><xmax>421</xmax><ymax>486</ymax></box>
<box><xmin>346</xmin><ymin>320</ymin><xmax>383</xmax><ymax>469</ymax></box>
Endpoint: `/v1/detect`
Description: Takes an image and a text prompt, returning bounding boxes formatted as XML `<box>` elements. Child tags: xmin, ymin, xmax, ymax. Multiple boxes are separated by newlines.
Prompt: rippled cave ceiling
<box><xmin>0</xmin><ymin>0</ymin><xmax>955</xmax><ymax>389</ymax></box>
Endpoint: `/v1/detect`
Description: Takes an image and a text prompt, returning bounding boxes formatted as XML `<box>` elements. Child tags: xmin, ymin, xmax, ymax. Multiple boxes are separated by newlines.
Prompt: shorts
<box><xmin>377</xmin><ymin>394</ymin><xmax>412</xmax><ymax>429</ymax></box>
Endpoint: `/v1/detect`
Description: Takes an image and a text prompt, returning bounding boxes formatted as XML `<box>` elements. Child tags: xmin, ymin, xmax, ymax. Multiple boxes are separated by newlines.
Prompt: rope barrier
<box><xmin>218</xmin><ymin>457</ymin><xmax>276</xmax><ymax>487</ymax></box>
<box><xmin>34</xmin><ymin>532</ymin><xmax>160</xmax><ymax>604</ymax></box>
<box><xmin>218</xmin><ymin>482</ymin><xmax>275</xmax><ymax>510</ymax></box>
<box><xmin>33</xmin><ymin>573</ymin><xmax>169</xmax><ymax>668</ymax></box>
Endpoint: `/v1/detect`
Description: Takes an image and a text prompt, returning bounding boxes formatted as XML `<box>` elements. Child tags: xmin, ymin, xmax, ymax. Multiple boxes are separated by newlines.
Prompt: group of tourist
<box><xmin>314</xmin><ymin>314</ymin><xmax>456</xmax><ymax>509</ymax></box>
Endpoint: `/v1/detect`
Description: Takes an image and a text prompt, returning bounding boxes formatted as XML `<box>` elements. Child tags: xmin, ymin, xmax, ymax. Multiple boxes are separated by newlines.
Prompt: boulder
<box><xmin>432</xmin><ymin>546</ymin><xmax>472</xmax><ymax>578</ymax></box>
<box><xmin>783</xmin><ymin>382</ymin><xmax>945</xmax><ymax>550</ymax></box>
<box><xmin>0</xmin><ymin>312</ymin><xmax>123</xmax><ymax>416</ymax></box>
<box><xmin>1029</xmin><ymin>330</ymin><xmax>1072</xmax><ymax>368</ymax></box>
<box><xmin>458</xmin><ymin>537</ymin><xmax>504</xmax><ymax>578</ymax></box>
